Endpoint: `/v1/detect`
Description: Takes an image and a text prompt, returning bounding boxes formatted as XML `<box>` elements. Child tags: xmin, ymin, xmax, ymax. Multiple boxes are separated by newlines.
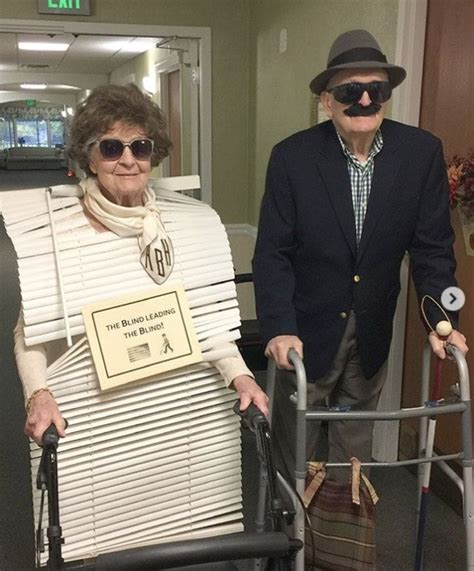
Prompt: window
<box><xmin>50</xmin><ymin>120</ymin><xmax>65</xmax><ymax>147</ymax></box>
<box><xmin>16</xmin><ymin>119</ymin><xmax>49</xmax><ymax>147</ymax></box>
<box><xmin>0</xmin><ymin>119</ymin><xmax>13</xmax><ymax>149</ymax></box>
<box><xmin>0</xmin><ymin>117</ymin><xmax>65</xmax><ymax>149</ymax></box>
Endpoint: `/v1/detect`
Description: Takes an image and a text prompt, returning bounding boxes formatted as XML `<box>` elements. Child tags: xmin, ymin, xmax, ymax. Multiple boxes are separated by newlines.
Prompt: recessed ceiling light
<box><xmin>20</xmin><ymin>83</ymin><xmax>47</xmax><ymax>90</ymax></box>
<box><xmin>18</xmin><ymin>42</ymin><xmax>69</xmax><ymax>51</ymax></box>
<box><xmin>55</xmin><ymin>84</ymin><xmax>80</xmax><ymax>90</ymax></box>
<box><xmin>21</xmin><ymin>64</ymin><xmax>51</xmax><ymax>70</ymax></box>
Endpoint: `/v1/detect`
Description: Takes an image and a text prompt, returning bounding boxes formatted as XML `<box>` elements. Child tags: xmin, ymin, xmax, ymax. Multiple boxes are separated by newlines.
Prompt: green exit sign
<box><xmin>37</xmin><ymin>0</ymin><xmax>91</xmax><ymax>16</ymax></box>
<box><xmin>26</xmin><ymin>99</ymin><xmax>37</xmax><ymax>107</ymax></box>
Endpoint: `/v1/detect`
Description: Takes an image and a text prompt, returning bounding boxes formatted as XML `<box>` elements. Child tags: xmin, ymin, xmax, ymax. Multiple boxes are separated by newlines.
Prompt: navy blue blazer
<box><xmin>252</xmin><ymin>119</ymin><xmax>457</xmax><ymax>380</ymax></box>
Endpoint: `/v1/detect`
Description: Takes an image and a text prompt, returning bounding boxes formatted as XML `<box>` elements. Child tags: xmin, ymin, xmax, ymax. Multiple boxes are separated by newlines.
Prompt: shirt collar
<box><xmin>337</xmin><ymin>129</ymin><xmax>383</xmax><ymax>168</ymax></box>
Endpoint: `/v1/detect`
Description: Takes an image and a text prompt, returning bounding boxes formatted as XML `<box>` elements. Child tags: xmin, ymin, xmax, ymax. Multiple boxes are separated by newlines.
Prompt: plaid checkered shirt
<box><xmin>337</xmin><ymin>130</ymin><xmax>383</xmax><ymax>244</ymax></box>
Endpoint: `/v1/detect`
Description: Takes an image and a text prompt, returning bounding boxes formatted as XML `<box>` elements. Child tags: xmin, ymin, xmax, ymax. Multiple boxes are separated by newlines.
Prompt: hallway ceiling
<box><xmin>0</xmin><ymin>32</ymin><xmax>160</xmax><ymax>92</ymax></box>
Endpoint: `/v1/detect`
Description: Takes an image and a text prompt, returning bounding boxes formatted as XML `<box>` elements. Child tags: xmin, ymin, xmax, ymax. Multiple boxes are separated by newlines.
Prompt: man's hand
<box><xmin>25</xmin><ymin>391</ymin><xmax>67</xmax><ymax>445</ymax></box>
<box><xmin>265</xmin><ymin>335</ymin><xmax>303</xmax><ymax>370</ymax></box>
<box><xmin>428</xmin><ymin>329</ymin><xmax>468</xmax><ymax>360</ymax></box>
<box><xmin>232</xmin><ymin>375</ymin><xmax>269</xmax><ymax>416</ymax></box>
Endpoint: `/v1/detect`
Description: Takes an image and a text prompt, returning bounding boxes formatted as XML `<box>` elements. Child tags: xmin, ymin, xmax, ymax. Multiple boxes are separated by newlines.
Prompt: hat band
<box><xmin>328</xmin><ymin>47</ymin><xmax>387</xmax><ymax>68</ymax></box>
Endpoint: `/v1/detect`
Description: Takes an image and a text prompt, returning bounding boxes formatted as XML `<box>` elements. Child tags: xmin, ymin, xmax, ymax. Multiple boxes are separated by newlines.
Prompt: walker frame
<box><xmin>255</xmin><ymin>342</ymin><xmax>473</xmax><ymax>570</ymax></box>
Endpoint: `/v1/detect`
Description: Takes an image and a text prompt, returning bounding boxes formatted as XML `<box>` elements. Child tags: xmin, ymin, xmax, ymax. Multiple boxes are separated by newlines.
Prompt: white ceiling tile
<box><xmin>0</xmin><ymin>32</ymin><xmax>161</xmax><ymax>91</ymax></box>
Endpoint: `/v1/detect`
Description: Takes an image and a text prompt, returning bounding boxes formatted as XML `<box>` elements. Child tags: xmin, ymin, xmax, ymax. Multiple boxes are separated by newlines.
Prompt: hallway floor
<box><xmin>0</xmin><ymin>167</ymin><xmax>79</xmax><ymax>193</ymax></box>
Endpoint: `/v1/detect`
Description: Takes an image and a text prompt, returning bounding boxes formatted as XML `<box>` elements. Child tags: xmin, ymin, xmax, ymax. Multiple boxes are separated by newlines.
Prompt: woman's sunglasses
<box><xmin>93</xmin><ymin>138</ymin><xmax>154</xmax><ymax>161</ymax></box>
<box><xmin>326</xmin><ymin>81</ymin><xmax>392</xmax><ymax>105</ymax></box>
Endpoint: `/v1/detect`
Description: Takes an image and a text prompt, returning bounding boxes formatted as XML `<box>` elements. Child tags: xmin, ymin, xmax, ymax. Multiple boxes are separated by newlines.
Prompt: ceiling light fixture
<box><xmin>18</xmin><ymin>42</ymin><xmax>69</xmax><ymax>51</ymax></box>
<box><xmin>20</xmin><ymin>83</ymin><xmax>47</xmax><ymax>90</ymax></box>
<box><xmin>55</xmin><ymin>84</ymin><xmax>80</xmax><ymax>90</ymax></box>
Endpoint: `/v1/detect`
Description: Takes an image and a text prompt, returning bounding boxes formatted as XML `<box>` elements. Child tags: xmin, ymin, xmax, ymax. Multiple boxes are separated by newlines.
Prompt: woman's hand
<box><xmin>428</xmin><ymin>329</ymin><xmax>469</xmax><ymax>359</ymax></box>
<box><xmin>25</xmin><ymin>391</ymin><xmax>67</xmax><ymax>446</ymax></box>
<box><xmin>232</xmin><ymin>375</ymin><xmax>269</xmax><ymax>416</ymax></box>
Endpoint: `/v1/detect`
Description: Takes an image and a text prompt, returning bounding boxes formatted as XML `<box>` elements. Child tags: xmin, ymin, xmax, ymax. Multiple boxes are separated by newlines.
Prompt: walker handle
<box><xmin>41</xmin><ymin>424</ymin><xmax>59</xmax><ymax>449</ymax></box>
<box><xmin>41</xmin><ymin>418</ymin><xmax>68</xmax><ymax>449</ymax></box>
<box><xmin>233</xmin><ymin>401</ymin><xmax>268</xmax><ymax>431</ymax></box>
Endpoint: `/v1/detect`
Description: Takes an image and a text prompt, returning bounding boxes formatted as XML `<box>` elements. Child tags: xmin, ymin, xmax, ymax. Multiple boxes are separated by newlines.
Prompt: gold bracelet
<box><xmin>26</xmin><ymin>388</ymin><xmax>52</xmax><ymax>414</ymax></box>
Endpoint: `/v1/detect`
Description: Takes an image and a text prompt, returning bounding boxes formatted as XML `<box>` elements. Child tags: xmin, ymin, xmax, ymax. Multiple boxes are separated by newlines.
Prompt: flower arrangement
<box><xmin>447</xmin><ymin>149</ymin><xmax>474</xmax><ymax>220</ymax></box>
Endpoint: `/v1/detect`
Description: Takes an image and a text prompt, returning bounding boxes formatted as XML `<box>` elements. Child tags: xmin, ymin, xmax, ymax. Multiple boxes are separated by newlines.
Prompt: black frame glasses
<box><xmin>326</xmin><ymin>81</ymin><xmax>392</xmax><ymax>105</ymax></box>
<box><xmin>93</xmin><ymin>138</ymin><xmax>154</xmax><ymax>161</ymax></box>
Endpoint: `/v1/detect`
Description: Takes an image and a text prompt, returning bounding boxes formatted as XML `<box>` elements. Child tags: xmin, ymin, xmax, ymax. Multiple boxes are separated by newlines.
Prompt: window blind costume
<box><xmin>4</xmin><ymin>180</ymin><xmax>252</xmax><ymax>562</ymax></box>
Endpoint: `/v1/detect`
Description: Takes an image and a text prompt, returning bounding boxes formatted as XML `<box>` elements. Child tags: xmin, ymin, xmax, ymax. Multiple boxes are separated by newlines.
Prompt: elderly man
<box><xmin>252</xmin><ymin>29</ymin><xmax>468</xmax><ymax>481</ymax></box>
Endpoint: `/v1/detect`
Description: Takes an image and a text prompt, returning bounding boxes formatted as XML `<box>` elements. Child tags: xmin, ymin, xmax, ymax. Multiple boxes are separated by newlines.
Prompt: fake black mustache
<box><xmin>344</xmin><ymin>102</ymin><xmax>382</xmax><ymax>117</ymax></box>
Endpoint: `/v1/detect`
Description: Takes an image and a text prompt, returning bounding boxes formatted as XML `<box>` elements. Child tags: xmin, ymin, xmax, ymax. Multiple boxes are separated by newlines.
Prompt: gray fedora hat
<box><xmin>310</xmin><ymin>29</ymin><xmax>406</xmax><ymax>95</ymax></box>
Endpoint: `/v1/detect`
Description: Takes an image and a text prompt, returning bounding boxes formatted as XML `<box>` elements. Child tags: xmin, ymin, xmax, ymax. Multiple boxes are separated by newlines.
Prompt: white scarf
<box><xmin>81</xmin><ymin>177</ymin><xmax>174</xmax><ymax>285</ymax></box>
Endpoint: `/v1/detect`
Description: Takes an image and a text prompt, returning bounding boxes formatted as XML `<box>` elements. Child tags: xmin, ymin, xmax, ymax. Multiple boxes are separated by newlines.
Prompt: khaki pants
<box><xmin>271</xmin><ymin>312</ymin><xmax>387</xmax><ymax>483</ymax></box>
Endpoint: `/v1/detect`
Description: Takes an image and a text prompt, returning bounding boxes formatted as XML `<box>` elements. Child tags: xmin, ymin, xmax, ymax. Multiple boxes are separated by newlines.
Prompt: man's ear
<box><xmin>320</xmin><ymin>92</ymin><xmax>333</xmax><ymax>118</ymax></box>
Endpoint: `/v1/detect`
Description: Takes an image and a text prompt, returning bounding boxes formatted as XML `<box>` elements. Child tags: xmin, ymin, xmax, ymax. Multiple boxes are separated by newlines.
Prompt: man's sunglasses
<box><xmin>92</xmin><ymin>138</ymin><xmax>154</xmax><ymax>161</ymax></box>
<box><xmin>326</xmin><ymin>81</ymin><xmax>392</xmax><ymax>105</ymax></box>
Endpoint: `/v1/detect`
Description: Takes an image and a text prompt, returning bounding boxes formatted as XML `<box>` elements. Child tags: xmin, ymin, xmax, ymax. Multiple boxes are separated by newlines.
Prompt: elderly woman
<box><xmin>12</xmin><ymin>83</ymin><xmax>267</xmax><ymax>446</ymax></box>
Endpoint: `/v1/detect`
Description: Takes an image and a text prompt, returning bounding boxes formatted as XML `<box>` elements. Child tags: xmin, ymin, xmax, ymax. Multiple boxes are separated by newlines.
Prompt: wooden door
<box><xmin>401</xmin><ymin>0</ymin><xmax>474</xmax><ymax>457</ymax></box>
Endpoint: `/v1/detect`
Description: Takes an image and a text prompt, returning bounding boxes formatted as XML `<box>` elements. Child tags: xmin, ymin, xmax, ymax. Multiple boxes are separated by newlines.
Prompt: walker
<box><xmin>35</xmin><ymin>405</ymin><xmax>302</xmax><ymax>570</ymax></box>
<box><xmin>254</xmin><ymin>342</ymin><xmax>473</xmax><ymax>570</ymax></box>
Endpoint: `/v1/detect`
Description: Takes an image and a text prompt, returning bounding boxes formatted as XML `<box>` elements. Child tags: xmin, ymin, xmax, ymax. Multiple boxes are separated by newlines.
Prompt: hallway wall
<box><xmin>2</xmin><ymin>1</ymin><xmax>401</xmax><ymax>227</ymax></box>
<box><xmin>247</xmin><ymin>0</ymin><xmax>399</xmax><ymax>226</ymax></box>
<box><xmin>1</xmin><ymin>0</ymin><xmax>252</xmax><ymax>224</ymax></box>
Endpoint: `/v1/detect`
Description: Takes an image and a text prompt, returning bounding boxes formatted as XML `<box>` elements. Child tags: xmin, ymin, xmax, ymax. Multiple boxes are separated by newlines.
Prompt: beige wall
<box><xmin>248</xmin><ymin>0</ymin><xmax>399</xmax><ymax>225</ymax></box>
<box><xmin>1</xmin><ymin>0</ymin><xmax>251</xmax><ymax>223</ymax></box>
<box><xmin>227</xmin><ymin>231</ymin><xmax>257</xmax><ymax>320</ymax></box>
<box><xmin>1</xmin><ymin>0</ymin><xmax>400</xmax><ymax>225</ymax></box>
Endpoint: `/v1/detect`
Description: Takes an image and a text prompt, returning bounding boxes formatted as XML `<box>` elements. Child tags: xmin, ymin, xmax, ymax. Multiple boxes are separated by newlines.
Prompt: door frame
<box><xmin>372</xmin><ymin>0</ymin><xmax>428</xmax><ymax>461</ymax></box>
<box><xmin>0</xmin><ymin>18</ymin><xmax>212</xmax><ymax>204</ymax></box>
<box><xmin>156</xmin><ymin>53</ymin><xmax>182</xmax><ymax>178</ymax></box>
<box><xmin>154</xmin><ymin>43</ymin><xmax>200</xmax><ymax>184</ymax></box>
